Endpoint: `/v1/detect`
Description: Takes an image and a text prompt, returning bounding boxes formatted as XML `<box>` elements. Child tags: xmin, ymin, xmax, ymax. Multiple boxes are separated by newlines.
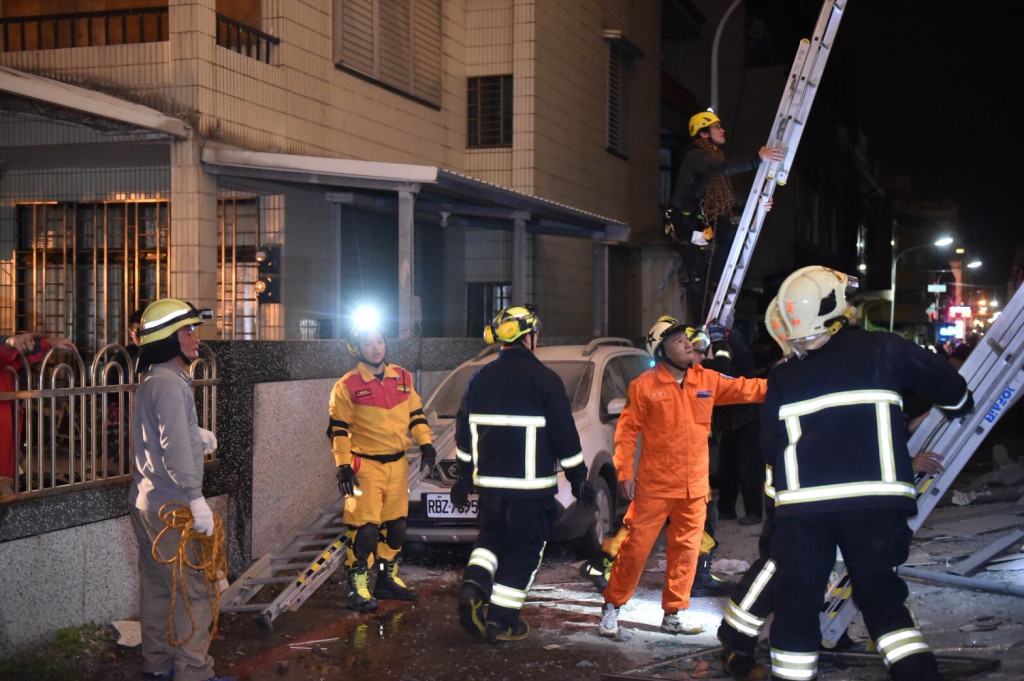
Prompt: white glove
<box><xmin>189</xmin><ymin>497</ymin><xmax>215</xmax><ymax>536</ymax></box>
<box><xmin>690</xmin><ymin>230</ymin><xmax>708</xmax><ymax>246</ymax></box>
<box><xmin>198</xmin><ymin>427</ymin><xmax>218</xmax><ymax>455</ymax></box>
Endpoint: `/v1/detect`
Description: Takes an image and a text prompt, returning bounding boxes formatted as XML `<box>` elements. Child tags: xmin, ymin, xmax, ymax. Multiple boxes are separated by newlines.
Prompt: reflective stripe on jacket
<box><xmin>613</xmin><ymin>362</ymin><xmax>766</xmax><ymax>499</ymax></box>
<box><xmin>455</xmin><ymin>345</ymin><xmax>585</xmax><ymax>496</ymax></box>
<box><xmin>761</xmin><ymin>327</ymin><xmax>971</xmax><ymax>517</ymax></box>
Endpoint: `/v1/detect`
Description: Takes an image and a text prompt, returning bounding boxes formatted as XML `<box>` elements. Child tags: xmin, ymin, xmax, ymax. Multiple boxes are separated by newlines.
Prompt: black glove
<box><xmin>706</xmin><ymin>322</ymin><xmax>728</xmax><ymax>344</ymax></box>
<box><xmin>571</xmin><ymin>479</ymin><xmax>597</xmax><ymax>507</ymax></box>
<box><xmin>336</xmin><ymin>464</ymin><xmax>358</xmax><ymax>496</ymax></box>
<box><xmin>419</xmin><ymin>443</ymin><xmax>437</xmax><ymax>473</ymax></box>
<box><xmin>450</xmin><ymin>478</ymin><xmax>471</xmax><ymax>512</ymax></box>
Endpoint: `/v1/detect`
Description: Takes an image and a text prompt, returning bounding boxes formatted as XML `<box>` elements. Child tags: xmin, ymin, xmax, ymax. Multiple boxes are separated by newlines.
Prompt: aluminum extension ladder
<box><xmin>705</xmin><ymin>0</ymin><xmax>847</xmax><ymax>327</ymax></box>
<box><xmin>819</xmin><ymin>283</ymin><xmax>1024</xmax><ymax>645</ymax></box>
<box><xmin>219</xmin><ymin>453</ymin><xmax>431</xmax><ymax>631</ymax></box>
<box><xmin>219</xmin><ymin>490</ymin><xmax>352</xmax><ymax>631</ymax></box>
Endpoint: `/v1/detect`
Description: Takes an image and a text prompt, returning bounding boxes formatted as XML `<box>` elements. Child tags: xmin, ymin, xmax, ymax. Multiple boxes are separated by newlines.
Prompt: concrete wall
<box><xmin>0</xmin><ymin>335</ymin><xmax>554</xmax><ymax>656</ymax></box>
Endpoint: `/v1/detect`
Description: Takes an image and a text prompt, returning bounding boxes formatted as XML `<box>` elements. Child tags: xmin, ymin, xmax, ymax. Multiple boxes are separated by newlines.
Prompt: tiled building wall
<box><xmin>465</xmin><ymin>0</ymin><xmax>514</xmax><ymax>187</ymax></box>
<box><xmin>533</xmin><ymin>234</ymin><xmax>593</xmax><ymax>336</ymax></box>
<box><xmin>530</xmin><ymin>1</ymin><xmax>661</xmax><ymax>238</ymax></box>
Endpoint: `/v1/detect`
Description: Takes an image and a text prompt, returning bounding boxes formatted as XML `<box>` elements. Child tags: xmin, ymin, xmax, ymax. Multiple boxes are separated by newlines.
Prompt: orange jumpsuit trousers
<box><xmin>602</xmin><ymin>492</ymin><xmax>707</xmax><ymax>613</ymax></box>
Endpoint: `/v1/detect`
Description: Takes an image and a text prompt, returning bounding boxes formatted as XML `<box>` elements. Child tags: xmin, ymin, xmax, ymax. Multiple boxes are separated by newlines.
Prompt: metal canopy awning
<box><xmin>200</xmin><ymin>145</ymin><xmax>630</xmax><ymax>242</ymax></box>
<box><xmin>0</xmin><ymin>65</ymin><xmax>190</xmax><ymax>139</ymax></box>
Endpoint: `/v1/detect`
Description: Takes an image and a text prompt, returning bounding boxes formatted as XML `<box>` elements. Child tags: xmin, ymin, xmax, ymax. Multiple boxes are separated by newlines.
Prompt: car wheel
<box><xmin>572</xmin><ymin>476</ymin><xmax>612</xmax><ymax>558</ymax></box>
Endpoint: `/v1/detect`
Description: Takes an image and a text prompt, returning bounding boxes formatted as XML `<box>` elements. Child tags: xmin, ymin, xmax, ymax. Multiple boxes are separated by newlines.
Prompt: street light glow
<box><xmin>967</xmin><ymin>260</ymin><xmax>982</xmax><ymax>268</ymax></box>
<box><xmin>890</xmin><ymin>236</ymin><xmax>955</xmax><ymax>332</ymax></box>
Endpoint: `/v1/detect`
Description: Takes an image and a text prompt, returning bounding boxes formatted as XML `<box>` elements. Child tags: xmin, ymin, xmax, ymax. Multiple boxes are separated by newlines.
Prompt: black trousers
<box><xmin>717</xmin><ymin>496</ymin><xmax>774</xmax><ymax>656</ymax></box>
<box><xmin>717</xmin><ymin>420</ymin><xmax>764</xmax><ymax>519</ymax></box>
<box><xmin>769</xmin><ymin>507</ymin><xmax>940</xmax><ymax>681</ymax></box>
<box><xmin>463</xmin><ymin>492</ymin><xmax>558</xmax><ymax>627</ymax></box>
<box><xmin>676</xmin><ymin>215</ymin><xmax>736</xmax><ymax>324</ymax></box>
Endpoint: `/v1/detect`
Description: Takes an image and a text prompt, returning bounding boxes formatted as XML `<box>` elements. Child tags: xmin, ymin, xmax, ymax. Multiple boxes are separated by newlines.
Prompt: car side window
<box><xmin>600</xmin><ymin>356</ymin><xmax>636</xmax><ymax>419</ymax></box>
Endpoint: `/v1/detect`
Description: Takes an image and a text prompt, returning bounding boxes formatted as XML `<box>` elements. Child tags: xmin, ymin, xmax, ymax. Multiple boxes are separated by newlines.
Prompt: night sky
<box><xmin>832</xmin><ymin>2</ymin><xmax>1022</xmax><ymax>289</ymax></box>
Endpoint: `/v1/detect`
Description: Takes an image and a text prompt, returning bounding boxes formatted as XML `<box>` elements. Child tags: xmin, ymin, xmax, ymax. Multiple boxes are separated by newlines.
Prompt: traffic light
<box><xmin>254</xmin><ymin>245</ymin><xmax>279</xmax><ymax>303</ymax></box>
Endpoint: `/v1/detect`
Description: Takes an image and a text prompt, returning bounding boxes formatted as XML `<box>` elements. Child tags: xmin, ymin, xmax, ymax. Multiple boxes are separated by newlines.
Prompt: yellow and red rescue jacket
<box><xmin>613</xmin><ymin>362</ymin><xmax>766</xmax><ymax>499</ymax></box>
<box><xmin>329</xmin><ymin>362</ymin><xmax>431</xmax><ymax>468</ymax></box>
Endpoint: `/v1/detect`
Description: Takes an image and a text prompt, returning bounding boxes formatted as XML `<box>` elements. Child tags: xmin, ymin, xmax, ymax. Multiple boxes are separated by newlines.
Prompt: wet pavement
<box><xmin>91</xmin><ymin>494</ymin><xmax>1024</xmax><ymax>681</ymax></box>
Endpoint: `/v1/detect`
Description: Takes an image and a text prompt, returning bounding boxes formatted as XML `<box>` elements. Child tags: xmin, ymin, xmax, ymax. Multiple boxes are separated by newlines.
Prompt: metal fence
<box><xmin>1</xmin><ymin>343</ymin><xmax>217</xmax><ymax>497</ymax></box>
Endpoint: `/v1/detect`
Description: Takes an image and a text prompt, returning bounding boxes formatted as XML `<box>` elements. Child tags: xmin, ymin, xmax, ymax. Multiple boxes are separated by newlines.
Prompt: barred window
<box><xmin>334</xmin><ymin>0</ymin><xmax>442</xmax><ymax>107</ymax></box>
<box><xmin>8</xmin><ymin>198</ymin><xmax>262</xmax><ymax>356</ymax></box>
<box><xmin>12</xmin><ymin>201</ymin><xmax>170</xmax><ymax>355</ymax></box>
<box><xmin>468</xmin><ymin>75</ymin><xmax>513</xmax><ymax>148</ymax></box>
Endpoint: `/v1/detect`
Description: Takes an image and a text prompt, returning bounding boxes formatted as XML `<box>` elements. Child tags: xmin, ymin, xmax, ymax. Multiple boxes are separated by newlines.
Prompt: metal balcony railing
<box><xmin>0</xmin><ymin>8</ymin><xmax>278</xmax><ymax>63</ymax></box>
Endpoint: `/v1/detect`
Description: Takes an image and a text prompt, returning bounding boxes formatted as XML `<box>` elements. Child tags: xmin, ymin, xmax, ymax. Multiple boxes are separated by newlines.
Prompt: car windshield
<box><xmin>426</xmin><ymin>360</ymin><xmax>594</xmax><ymax>418</ymax></box>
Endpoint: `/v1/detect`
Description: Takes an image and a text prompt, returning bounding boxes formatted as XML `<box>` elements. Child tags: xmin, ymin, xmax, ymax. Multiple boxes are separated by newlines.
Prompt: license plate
<box><xmin>425</xmin><ymin>493</ymin><xmax>478</xmax><ymax>518</ymax></box>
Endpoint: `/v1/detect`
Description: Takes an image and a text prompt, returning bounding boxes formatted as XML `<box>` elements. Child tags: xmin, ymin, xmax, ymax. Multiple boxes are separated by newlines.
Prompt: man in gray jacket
<box><xmin>128</xmin><ymin>298</ymin><xmax>233</xmax><ymax>681</ymax></box>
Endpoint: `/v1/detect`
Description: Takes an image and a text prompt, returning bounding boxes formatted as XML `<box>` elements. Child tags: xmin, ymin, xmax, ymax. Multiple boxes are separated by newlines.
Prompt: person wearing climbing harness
<box><xmin>328</xmin><ymin>312</ymin><xmax>436</xmax><ymax>613</ymax></box>
<box><xmin>760</xmin><ymin>266</ymin><xmax>973</xmax><ymax>681</ymax></box>
<box><xmin>598</xmin><ymin>316</ymin><xmax>765</xmax><ymax>639</ymax></box>
<box><xmin>128</xmin><ymin>298</ymin><xmax>234</xmax><ymax>681</ymax></box>
<box><xmin>452</xmin><ymin>304</ymin><xmax>594</xmax><ymax>644</ymax></box>
<box><xmin>667</xmin><ymin>109</ymin><xmax>785</xmax><ymax>324</ymax></box>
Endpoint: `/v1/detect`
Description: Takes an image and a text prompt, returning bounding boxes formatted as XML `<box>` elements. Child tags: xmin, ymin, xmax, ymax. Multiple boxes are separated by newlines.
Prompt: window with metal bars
<box><xmin>8</xmin><ymin>197</ymin><xmax>261</xmax><ymax>356</ymax></box>
<box><xmin>216</xmin><ymin>198</ymin><xmax>261</xmax><ymax>340</ymax></box>
<box><xmin>466</xmin><ymin>282</ymin><xmax>511</xmax><ymax>338</ymax></box>
<box><xmin>607</xmin><ymin>43</ymin><xmax>632</xmax><ymax>158</ymax></box>
<box><xmin>467</xmin><ymin>75</ymin><xmax>513</xmax><ymax>148</ymax></box>
<box><xmin>12</xmin><ymin>201</ymin><xmax>170</xmax><ymax>355</ymax></box>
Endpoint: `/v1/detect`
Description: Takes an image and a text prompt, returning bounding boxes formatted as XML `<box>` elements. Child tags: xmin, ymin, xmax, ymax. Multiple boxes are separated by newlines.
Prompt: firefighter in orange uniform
<box><xmin>598</xmin><ymin>316</ymin><xmax>766</xmax><ymax>638</ymax></box>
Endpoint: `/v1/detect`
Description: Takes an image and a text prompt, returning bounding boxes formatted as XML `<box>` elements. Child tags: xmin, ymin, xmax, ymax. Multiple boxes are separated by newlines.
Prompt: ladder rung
<box><xmin>220</xmin><ymin>603</ymin><xmax>275</xmax><ymax>613</ymax></box>
<box><xmin>241</xmin><ymin>576</ymin><xmax>295</xmax><ymax>585</ymax></box>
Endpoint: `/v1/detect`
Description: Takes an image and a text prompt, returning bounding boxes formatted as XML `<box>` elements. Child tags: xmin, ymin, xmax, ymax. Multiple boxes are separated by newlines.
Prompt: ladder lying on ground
<box><xmin>705</xmin><ymin>0</ymin><xmax>846</xmax><ymax>327</ymax></box>
<box><xmin>219</xmin><ymin>490</ymin><xmax>351</xmax><ymax>631</ymax></box>
<box><xmin>220</xmin><ymin>456</ymin><xmax>431</xmax><ymax>631</ymax></box>
<box><xmin>820</xmin><ymin>283</ymin><xmax>1024</xmax><ymax>645</ymax></box>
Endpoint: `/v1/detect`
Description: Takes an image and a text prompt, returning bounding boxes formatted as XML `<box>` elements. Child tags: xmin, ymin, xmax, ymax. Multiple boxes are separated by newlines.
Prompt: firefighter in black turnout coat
<box><xmin>761</xmin><ymin>266</ymin><xmax>973</xmax><ymax>681</ymax></box>
<box><xmin>451</xmin><ymin>305</ymin><xmax>594</xmax><ymax>644</ymax></box>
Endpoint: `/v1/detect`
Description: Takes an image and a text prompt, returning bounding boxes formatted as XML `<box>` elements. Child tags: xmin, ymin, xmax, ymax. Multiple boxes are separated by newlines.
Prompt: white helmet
<box><xmin>764</xmin><ymin>296</ymin><xmax>793</xmax><ymax>357</ymax></box>
<box><xmin>775</xmin><ymin>266</ymin><xmax>858</xmax><ymax>346</ymax></box>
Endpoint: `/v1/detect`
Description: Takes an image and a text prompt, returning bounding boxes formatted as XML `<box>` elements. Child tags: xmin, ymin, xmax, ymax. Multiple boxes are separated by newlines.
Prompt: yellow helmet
<box><xmin>688</xmin><ymin>109</ymin><xmax>720</xmax><ymax>137</ymax></box>
<box><xmin>685</xmin><ymin>326</ymin><xmax>711</xmax><ymax>354</ymax></box>
<box><xmin>346</xmin><ymin>305</ymin><xmax>385</xmax><ymax>360</ymax></box>
<box><xmin>138</xmin><ymin>298</ymin><xmax>211</xmax><ymax>345</ymax></box>
<box><xmin>775</xmin><ymin>266</ymin><xmax>858</xmax><ymax>344</ymax></box>
<box><xmin>764</xmin><ymin>296</ymin><xmax>793</xmax><ymax>357</ymax></box>
<box><xmin>484</xmin><ymin>305</ymin><xmax>540</xmax><ymax>344</ymax></box>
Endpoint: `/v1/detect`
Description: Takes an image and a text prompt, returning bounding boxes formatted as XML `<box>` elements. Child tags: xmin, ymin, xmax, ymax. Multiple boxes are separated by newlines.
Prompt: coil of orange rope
<box><xmin>155</xmin><ymin>501</ymin><xmax>228</xmax><ymax>647</ymax></box>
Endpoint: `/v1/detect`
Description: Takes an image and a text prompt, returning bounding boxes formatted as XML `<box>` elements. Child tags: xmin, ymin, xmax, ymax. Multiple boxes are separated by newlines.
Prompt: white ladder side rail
<box><xmin>706</xmin><ymin>0</ymin><xmax>846</xmax><ymax>326</ymax></box>
<box><xmin>820</xmin><ymin>284</ymin><xmax>1024</xmax><ymax>645</ymax></box>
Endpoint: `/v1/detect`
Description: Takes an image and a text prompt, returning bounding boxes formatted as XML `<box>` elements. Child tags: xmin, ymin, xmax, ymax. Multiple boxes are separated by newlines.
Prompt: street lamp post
<box><xmin>890</xmin><ymin>236</ymin><xmax>954</xmax><ymax>332</ymax></box>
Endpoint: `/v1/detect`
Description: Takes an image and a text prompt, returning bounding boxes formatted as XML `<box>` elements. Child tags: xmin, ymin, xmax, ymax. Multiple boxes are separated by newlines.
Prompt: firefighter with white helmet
<box><xmin>761</xmin><ymin>265</ymin><xmax>974</xmax><ymax>681</ymax></box>
<box><xmin>328</xmin><ymin>308</ymin><xmax>436</xmax><ymax>612</ymax></box>
<box><xmin>453</xmin><ymin>304</ymin><xmax>594</xmax><ymax>643</ymax></box>
<box><xmin>128</xmin><ymin>298</ymin><xmax>234</xmax><ymax>681</ymax></box>
<box><xmin>667</xmin><ymin>109</ymin><xmax>786</xmax><ymax>324</ymax></box>
<box><xmin>599</xmin><ymin>315</ymin><xmax>766</xmax><ymax>639</ymax></box>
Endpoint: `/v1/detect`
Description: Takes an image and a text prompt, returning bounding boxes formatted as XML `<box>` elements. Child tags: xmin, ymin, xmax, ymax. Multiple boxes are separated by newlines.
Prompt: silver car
<box><xmin>406</xmin><ymin>338</ymin><xmax>650</xmax><ymax>554</ymax></box>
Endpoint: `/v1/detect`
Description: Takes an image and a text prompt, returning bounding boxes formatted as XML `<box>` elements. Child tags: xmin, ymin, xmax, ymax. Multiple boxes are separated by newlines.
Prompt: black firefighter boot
<box><xmin>373</xmin><ymin>556</ymin><xmax>418</xmax><ymax>600</ymax></box>
<box><xmin>579</xmin><ymin>551</ymin><xmax>613</xmax><ymax>591</ymax></box>
<box><xmin>690</xmin><ymin>550</ymin><xmax>733</xmax><ymax>597</ymax></box>
<box><xmin>347</xmin><ymin>564</ymin><xmax>379</xmax><ymax>613</ymax></box>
